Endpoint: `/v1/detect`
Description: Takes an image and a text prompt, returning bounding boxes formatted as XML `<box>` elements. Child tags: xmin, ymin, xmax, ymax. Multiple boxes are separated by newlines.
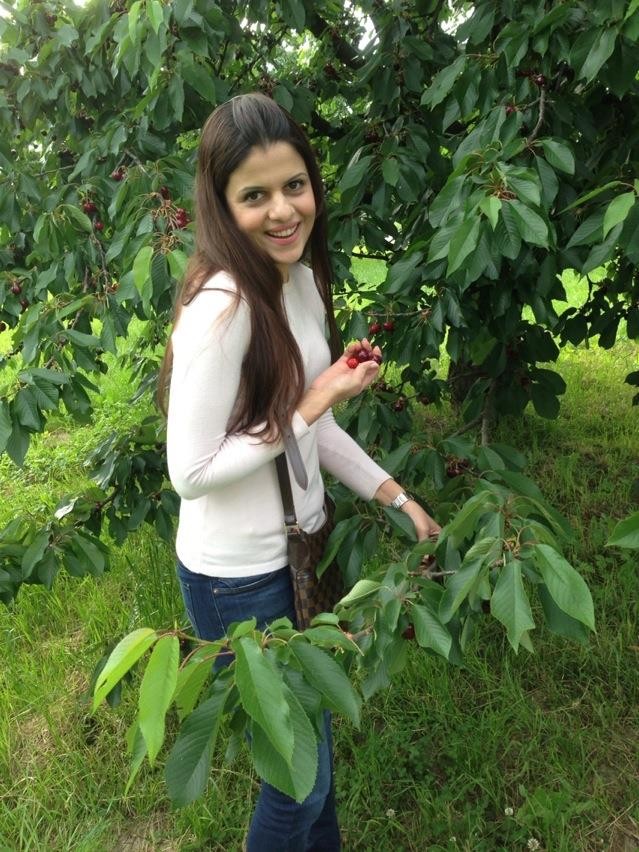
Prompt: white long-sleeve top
<box><xmin>167</xmin><ymin>262</ymin><xmax>390</xmax><ymax>577</ymax></box>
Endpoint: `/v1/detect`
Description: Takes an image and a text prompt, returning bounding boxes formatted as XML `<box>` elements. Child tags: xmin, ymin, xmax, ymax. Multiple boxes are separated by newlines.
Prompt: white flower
<box><xmin>385</xmin><ymin>808</ymin><xmax>395</xmax><ymax>819</ymax></box>
<box><xmin>504</xmin><ymin>806</ymin><xmax>514</xmax><ymax>817</ymax></box>
<box><xmin>449</xmin><ymin>838</ymin><xmax>457</xmax><ymax>844</ymax></box>
<box><xmin>527</xmin><ymin>839</ymin><xmax>541</xmax><ymax>851</ymax></box>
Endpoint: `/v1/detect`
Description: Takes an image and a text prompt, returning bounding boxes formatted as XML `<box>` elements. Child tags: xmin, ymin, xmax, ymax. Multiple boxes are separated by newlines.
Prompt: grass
<box><xmin>0</xmin><ymin>274</ymin><xmax>638</xmax><ymax>850</ymax></box>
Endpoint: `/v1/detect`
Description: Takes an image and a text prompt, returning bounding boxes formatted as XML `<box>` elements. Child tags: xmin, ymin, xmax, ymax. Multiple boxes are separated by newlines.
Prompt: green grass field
<box><xmin>0</xmin><ymin>269</ymin><xmax>638</xmax><ymax>851</ymax></box>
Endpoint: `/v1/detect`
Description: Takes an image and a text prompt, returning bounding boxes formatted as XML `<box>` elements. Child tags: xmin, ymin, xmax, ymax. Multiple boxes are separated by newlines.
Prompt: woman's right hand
<box><xmin>310</xmin><ymin>338</ymin><xmax>381</xmax><ymax>404</ymax></box>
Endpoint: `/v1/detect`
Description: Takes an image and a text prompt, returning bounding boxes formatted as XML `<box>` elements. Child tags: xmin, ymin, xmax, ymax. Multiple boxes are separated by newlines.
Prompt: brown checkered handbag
<box><xmin>275</xmin><ymin>453</ymin><xmax>344</xmax><ymax>630</ymax></box>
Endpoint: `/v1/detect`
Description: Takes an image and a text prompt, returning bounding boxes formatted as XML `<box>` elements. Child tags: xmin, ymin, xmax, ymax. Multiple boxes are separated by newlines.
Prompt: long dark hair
<box><xmin>157</xmin><ymin>93</ymin><xmax>342</xmax><ymax>439</ymax></box>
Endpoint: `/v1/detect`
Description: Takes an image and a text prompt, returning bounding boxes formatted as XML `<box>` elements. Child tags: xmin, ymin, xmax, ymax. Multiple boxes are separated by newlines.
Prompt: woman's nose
<box><xmin>268</xmin><ymin>193</ymin><xmax>294</xmax><ymax>220</ymax></box>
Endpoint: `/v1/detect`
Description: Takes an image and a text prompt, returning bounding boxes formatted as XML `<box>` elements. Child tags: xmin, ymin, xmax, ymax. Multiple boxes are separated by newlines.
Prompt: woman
<box><xmin>161</xmin><ymin>92</ymin><xmax>440</xmax><ymax>852</ymax></box>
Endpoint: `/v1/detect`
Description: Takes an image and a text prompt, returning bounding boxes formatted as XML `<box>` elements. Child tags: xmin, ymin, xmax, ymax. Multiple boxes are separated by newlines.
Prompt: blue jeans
<box><xmin>177</xmin><ymin>560</ymin><xmax>341</xmax><ymax>852</ymax></box>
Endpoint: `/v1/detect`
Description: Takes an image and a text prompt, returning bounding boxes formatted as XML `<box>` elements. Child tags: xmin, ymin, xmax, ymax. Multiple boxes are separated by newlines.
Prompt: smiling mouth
<box><xmin>265</xmin><ymin>223</ymin><xmax>300</xmax><ymax>239</ymax></box>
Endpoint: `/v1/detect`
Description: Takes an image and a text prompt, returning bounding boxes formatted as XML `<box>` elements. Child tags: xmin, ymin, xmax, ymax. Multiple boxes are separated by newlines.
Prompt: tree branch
<box><xmin>526</xmin><ymin>87</ymin><xmax>546</xmax><ymax>145</ymax></box>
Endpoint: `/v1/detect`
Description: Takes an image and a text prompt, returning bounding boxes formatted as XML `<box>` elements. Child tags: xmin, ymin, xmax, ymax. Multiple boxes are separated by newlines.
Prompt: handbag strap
<box><xmin>281</xmin><ymin>424</ymin><xmax>308</xmax><ymax>490</ymax></box>
<box><xmin>275</xmin><ymin>453</ymin><xmax>299</xmax><ymax>532</ymax></box>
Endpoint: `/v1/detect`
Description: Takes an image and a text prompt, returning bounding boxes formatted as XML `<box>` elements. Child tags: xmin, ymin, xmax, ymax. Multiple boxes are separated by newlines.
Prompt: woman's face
<box><xmin>224</xmin><ymin>141</ymin><xmax>317</xmax><ymax>282</ymax></box>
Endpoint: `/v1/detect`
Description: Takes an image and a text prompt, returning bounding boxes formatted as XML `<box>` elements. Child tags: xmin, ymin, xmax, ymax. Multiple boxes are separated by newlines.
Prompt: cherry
<box><xmin>111</xmin><ymin>168</ymin><xmax>124</xmax><ymax>181</ymax></box>
<box><xmin>10</xmin><ymin>281</ymin><xmax>22</xmax><ymax>295</ymax></box>
<box><xmin>505</xmin><ymin>104</ymin><xmax>517</xmax><ymax>115</ymax></box>
<box><xmin>82</xmin><ymin>200</ymin><xmax>97</xmax><ymax>214</ymax></box>
<box><xmin>383</xmin><ymin>320</ymin><xmax>395</xmax><ymax>332</ymax></box>
<box><xmin>357</xmin><ymin>348</ymin><xmax>371</xmax><ymax>363</ymax></box>
<box><xmin>402</xmin><ymin>624</ymin><xmax>416</xmax><ymax>640</ymax></box>
<box><xmin>0</xmin><ymin>321</ymin><xmax>6</xmax><ymax>332</ymax></box>
<box><xmin>392</xmin><ymin>397</ymin><xmax>406</xmax><ymax>412</ymax></box>
<box><xmin>175</xmin><ymin>208</ymin><xmax>189</xmax><ymax>228</ymax></box>
<box><xmin>94</xmin><ymin>220</ymin><xmax>104</xmax><ymax>231</ymax></box>
<box><xmin>419</xmin><ymin>395</ymin><xmax>431</xmax><ymax>406</ymax></box>
<box><xmin>347</xmin><ymin>357</ymin><xmax>359</xmax><ymax>369</ymax></box>
<box><xmin>533</xmin><ymin>74</ymin><xmax>546</xmax><ymax>87</ymax></box>
<box><xmin>20</xmin><ymin>298</ymin><xmax>29</xmax><ymax>311</ymax></box>
<box><xmin>372</xmin><ymin>353</ymin><xmax>382</xmax><ymax>365</ymax></box>
<box><xmin>160</xmin><ymin>186</ymin><xmax>170</xmax><ymax>199</ymax></box>
<box><xmin>324</xmin><ymin>63</ymin><xmax>338</xmax><ymax>80</ymax></box>
<box><xmin>369</xmin><ymin>321</ymin><xmax>382</xmax><ymax>335</ymax></box>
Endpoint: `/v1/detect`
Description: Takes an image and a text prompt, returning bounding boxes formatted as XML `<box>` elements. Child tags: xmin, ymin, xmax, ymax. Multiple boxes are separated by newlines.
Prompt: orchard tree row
<box><xmin>2</xmin><ymin>0</ymin><xmax>638</xmax><ymax>805</ymax></box>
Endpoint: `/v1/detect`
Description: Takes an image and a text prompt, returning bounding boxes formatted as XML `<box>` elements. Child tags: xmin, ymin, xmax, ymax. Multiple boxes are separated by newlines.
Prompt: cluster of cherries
<box><xmin>346</xmin><ymin>347</ymin><xmax>383</xmax><ymax>369</ymax></box>
<box><xmin>158</xmin><ymin>186</ymin><xmax>190</xmax><ymax>229</ymax></box>
<box><xmin>82</xmin><ymin>198</ymin><xmax>105</xmax><ymax>232</ymax></box>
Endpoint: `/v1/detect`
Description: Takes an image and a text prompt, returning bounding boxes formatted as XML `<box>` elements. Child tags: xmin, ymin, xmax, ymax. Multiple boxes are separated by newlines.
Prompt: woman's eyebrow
<box><xmin>238</xmin><ymin>172</ymin><xmax>308</xmax><ymax>194</ymax></box>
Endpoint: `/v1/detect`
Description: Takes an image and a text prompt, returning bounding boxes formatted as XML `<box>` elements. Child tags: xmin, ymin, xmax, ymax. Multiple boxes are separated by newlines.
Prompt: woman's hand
<box><xmin>401</xmin><ymin>500</ymin><xmax>442</xmax><ymax>542</ymax></box>
<box><xmin>309</xmin><ymin>338</ymin><xmax>382</xmax><ymax>404</ymax></box>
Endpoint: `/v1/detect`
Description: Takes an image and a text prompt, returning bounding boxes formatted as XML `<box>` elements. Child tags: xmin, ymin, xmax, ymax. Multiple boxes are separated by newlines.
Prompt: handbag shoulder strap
<box><xmin>275</xmin><ymin>453</ymin><xmax>299</xmax><ymax>531</ymax></box>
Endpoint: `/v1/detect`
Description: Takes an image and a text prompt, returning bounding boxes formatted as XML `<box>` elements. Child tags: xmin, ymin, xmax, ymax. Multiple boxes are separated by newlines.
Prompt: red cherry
<box><xmin>402</xmin><ymin>624</ymin><xmax>415</xmax><ymax>640</ymax></box>
<box><xmin>392</xmin><ymin>397</ymin><xmax>405</xmax><ymax>412</ymax></box>
<box><xmin>369</xmin><ymin>321</ymin><xmax>382</xmax><ymax>335</ymax></box>
<box><xmin>372</xmin><ymin>353</ymin><xmax>383</xmax><ymax>365</ymax></box>
<box><xmin>383</xmin><ymin>320</ymin><xmax>395</xmax><ymax>332</ymax></box>
<box><xmin>419</xmin><ymin>395</ymin><xmax>431</xmax><ymax>405</ymax></box>
<box><xmin>533</xmin><ymin>74</ymin><xmax>546</xmax><ymax>87</ymax></box>
<box><xmin>0</xmin><ymin>321</ymin><xmax>7</xmax><ymax>332</ymax></box>
<box><xmin>11</xmin><ymin>282</ymin><xmax>22</xmax><ymax>295</ymax></box>
<box><xmin>505</xmin><ymin>104</ymin><xmax>517</xmax><ymax>116</ymax></box>
<box><xmin>94</xmin><ymin>220</ymin><xmax>104</xmax><ymax>231</ymax></box>
<box><xmin>20</xmin><ymin>298</ymin><xmax>29</xmax><ymax>311</ymax></box>
<box><xmin>82</xmin><ymin>200</ymin><xmax>97</xmax><ymax>214</ymax></box>
<box><xmin>111</xmin><ymin>168</ymin><xmax>124</xmax><ymax>181</ymax></box>
<box><xmin>347</xmin><ymin>357</ymin><xmax>359</xmax><ymax>369</ymax></box>
<box><xmin>357</xmin><ymin>349</ymin><xmax>371</xmax><ymax>362</ymax></box>
<box><xmin>160</xmin><ymin>186</ymin><xmax>170</xmax><ymax>199</ymax></box>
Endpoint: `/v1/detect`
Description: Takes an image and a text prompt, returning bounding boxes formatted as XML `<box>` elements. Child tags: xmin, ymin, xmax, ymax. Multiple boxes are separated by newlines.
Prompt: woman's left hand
<box><xmin>401</xmin><ymin>500</ymin><xmax>441</xmax><ymax>542</ymax></box>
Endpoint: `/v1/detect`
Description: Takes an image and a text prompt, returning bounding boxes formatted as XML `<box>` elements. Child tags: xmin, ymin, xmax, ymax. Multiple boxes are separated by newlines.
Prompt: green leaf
<box><xmin>602</xmin><ymin>192</ymin><xmax>636</xmax><ymax>239</ymax></box>
<box><xmin>251</xmin><ymin>683</ymin><xmax>318</xmax><ymax>803</ymax></box>
<box><xmin>540</xmin><ymin>139</ymin><xmax>575</xmax><ymax>174</ymax></box>
<box><xmin>490</xmin><ymin>559</ymin><xmax>535</xmax><ymax>652</ymax></box>
<box><xmin>531</xmin><ymin>384</ymin><xmax>560</xmax><ymax>419</ymax></box>
<box><xmin>61</xmin><ymin>204</ymin><xmax>93</xmax><ymax>233</ymax></box>
<box><xmin>537</xmin><ymin>584</ymin><xmax>591</xmax><ymax>644</ymax></box>
<box><xmin>93</xmin><ymin>628</ymin><xmax>158</xmax><ymax>710</ymax></box>
<box><xmin>384</xmin><ymin>506</ymin><xmax>418</xmax><ymax>541</ymax></box>
<box><xmin>21</xmin><ymin>531</ymin><xmax>50</xmax><ymax>579</ymax></box>
<box><xmin>479</xmin><ymin>196</ymin><xmax>501</xmax><ymax>229</ymax></box>
<box><xmin>560</xmin><ymin>180</ymin><xmax>622</xmax><ymax>213</ymax></box>
<box><xmin>533</xmin><ymin>545</ymin><xmax>595</xmax><ymax>631</ymax></box>
<box><xmin>335</xmin><ymin>578</ymin><xmax>380</xmax><ymax>609</ymax></box>
<box><xmin>0</xmin><ymin>401</ymin><xmax>13</xmax><ymax>453</ymax></box>
<box><xmin>339</xmin><ymin>155</ymin><xmax>373</xmax><ymax>194</ymax></box>
<box><xmin>606</xmin><ymin>511</ymin><xmax>639</xmax><ymax>549</ymax></box>
<box><xmin>410</xmin><ymin>602</ymin><xmax>452</xmax><ymax>659</ymax></box>
<box><xmin>181</xmin><ymin>60</ymin><xmax>217</xmax><ymax>103</ymax></box>
<box><xmin>508</xmin><ymin>200</ymin><xmax>548</xmax><ymax>248</ymax></box>
<box><xmin>148</xmin><ymin>0</ymin><xmax>164</xmax><ymax>33</ymax></box>
<box><xmin>566</xmin><ymin>210</ymin><xmax>604</xmax><ymax>248</ymax></box>
<box><xmin>421</xmin><ymin>55</ymin><xmax>466</xmax><ymax>108</ymax></box>
<box><xmin>174</xmin><ymin>649</ymin><xmax>217</xmax><ymax>721</ymax></box>
<box><xmin>165</xmin><ymin>675</ymin><xmax>232</xmax><ymax>807</ymax></box>
<box><xmin>233</xmin><ymin>635</ymin><xmax>293</xmax><ymax>764</ymax></box>
<box><xmin>439</xmin><ymin>559</ymin><xmax>484</xmax><ymax>623</ymax></box>
<box><xmin>14</xmin><ymin>389</ymin><xmax>41</xmax><ymax>431</ymax></box>
<box><xmin>447</xmin><ymin>217</ymin><xmax>481</xmax><ymax>275</ymax></box>
<box><xmin>382</xmin><ymin>157</ymin><xmax>400</xmax><ymax>187</ymax></box>
<box><xmin>443</xmin><ymin>491</ymin><xmax>500</xmax><ymax>548</ymax></box>
<box><xmin>290</xmin><ymin>639</ymin><xmax>361</xmax><ymax>726</ymax></box>
<box><xmin>133</xmin><ymin>245</ymin><xmax>153</xmax><ymax>292</ymax></box>
<box><xmin>139</xmin><ymin>635</ymin><xmax>180</xmax><ymax>764</ymax></box>
<box><xmin>579</xmin><ymin>27</ymin><xmax>617</xmax><ymax>82</ymax></box>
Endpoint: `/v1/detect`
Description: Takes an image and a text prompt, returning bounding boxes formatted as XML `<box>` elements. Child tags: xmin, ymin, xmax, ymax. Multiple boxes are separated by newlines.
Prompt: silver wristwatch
<box><xmin>389</xmin><ymin>492</ymin><xmax>413</xmax><ymax>510</ymax></box>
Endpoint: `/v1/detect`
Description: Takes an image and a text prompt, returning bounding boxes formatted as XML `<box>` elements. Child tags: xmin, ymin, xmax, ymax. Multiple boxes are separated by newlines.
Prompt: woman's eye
<box><xmin>288</xmin><ymin>179</ymin><xmax>305</xmax><ymax>191</ymax></box>
<box><xmin>244</xmin><ymin>191</ymin><xmax>261</xmax><ymax>202</ymax></box>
